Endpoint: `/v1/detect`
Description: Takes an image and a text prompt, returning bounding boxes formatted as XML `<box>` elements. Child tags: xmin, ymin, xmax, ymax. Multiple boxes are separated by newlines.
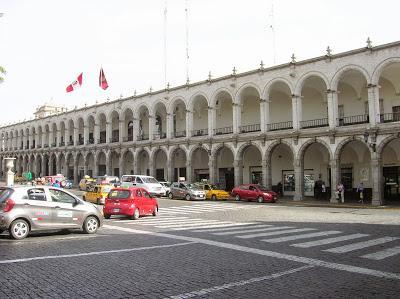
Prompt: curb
<box><xmin>275</xmin><ymin>201</ymin><xmax>400</xmax><ymax>210</ymax></box>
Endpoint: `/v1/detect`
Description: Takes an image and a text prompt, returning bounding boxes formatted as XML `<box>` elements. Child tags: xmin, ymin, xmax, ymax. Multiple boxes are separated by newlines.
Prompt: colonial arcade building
<box><xmin>1</xmin><ymin>41</ymin><xmax>400</xmax><ymax>205</ymax></box>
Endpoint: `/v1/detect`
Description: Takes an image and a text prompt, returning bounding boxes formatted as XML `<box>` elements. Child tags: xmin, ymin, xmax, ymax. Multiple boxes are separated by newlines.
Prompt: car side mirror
<box><xmin>73</xmin><ymin>199</ymin><xmax>80</xmax><ymax>206</ymax></box>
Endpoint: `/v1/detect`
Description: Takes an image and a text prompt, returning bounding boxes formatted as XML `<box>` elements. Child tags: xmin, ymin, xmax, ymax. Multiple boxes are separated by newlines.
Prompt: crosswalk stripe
<box><xmin>181</xmin><ymin>223</ymin><xmax>258</xmax><ymax>231</ymax></box>
<box><xmin>160</xmin><ymin>209</ymin><xmax>204</xmax><ymax>214</ymax></box>
<box><xmin>169</xmin><ymin>222</ymin><xmax>242</xmax><ymax>231</ymax></box>
<box><xmin>214</xmin><ymin>226</ymin><xmax>289</xmax><ymax>236</ymax></box>
<box><xmin>138</xmin><ymin>219</ymin><xmax>203</xmax><ymax>225</ymax></box>
<box><xmin>291</xmin><ymin>233</ymin><xmax>370</xmax><ymax>248</ymax></box>
<box><xmin>193</xmin><ymin>224</ymin><xmax>266</xmax><ymax>233</ymax></box>
<box><xmin>262</xmin><ymin>231</ymin><xmax>342</xmax><ymax>243</ymax></box>
<box><xmin>156</xmin><ymin>221</ymin><xmax>227</xmax><ymax>229</ymax></box>
<box><xmin>237</xmin><ymin>228</ymin><xmax>316</xmax><ymax>239</ymax></box>
<box><xmin>138</xmin><ymin>217</ymin><xmax>189</xmax><ymax>222</ymax></box>
<box><xmin>361</xmin><ymin>245</ymin><xmax>400</xmax><ymax>260</ymax></box>
<box><xmin>324</xmin><ymin>237</ymin><xmax>399</xmax><ymax>253</ymax></box>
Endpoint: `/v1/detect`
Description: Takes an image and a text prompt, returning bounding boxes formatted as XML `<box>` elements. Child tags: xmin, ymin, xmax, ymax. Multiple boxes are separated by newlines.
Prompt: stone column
<box><xmin>330</xmin><ymin>158</ymin><xmax>340</xmax><ymax>203</ymax></box>
<box><xmin>106</xmin><ymin>153</ymin><xmax>111</xmax><ymax>175</ymax></box>
<box><xmin>41</xmin><ymin>155</ymin><xmax>46</xmax><ymax>177</ymax></box>
<box><xmin>149</xmin><ymin>160</ymin><xmax>155</xmax><ymax>177</ymax></box>
<box><xmin>232</xmin><ymin>103</ymin><xmax>240</xmax><ymax>134</ymax></box>
<box><xmin>148</xmin><ymin>115</ymin><xmax>155</xmax><ymax>141</ymax></box>
<box><xmin>55</xmin><ymin>130</ymin><xmax>61</xmax><ymax>147</ymax></box>
<box><xmin>29</xmin><ymin>133</ymin><xmax>33</xmax><ymax>149</ymax></box>
<box><xmin>84</xmin><ymin>123</ymin><xmax>89</xmax><ymax>145</ymax></box>
<box><xmin>73</xmin><ymin>158</ymin><xmax>79</xmax><ymax>186</ymax></box>
<box><xmin>41</xmin><ymin>132</ymin><xmax>46</xmax><ymax>148</ymax></box>
<box><xmin>166</xmin><ymin>114</ymin><xmax>173</xmax><ymax>139</ymax></box>
<box><xmin>260</xmin><ymin>100</ymin><xmax>267</xmax><ymax>133</ymax></box>
<box><xmin>64</xmin><ymin>129</ymin><xmax>69</xmax><ymax>146</ymax></box>
<box><xmin>167</xmin><ymin>159</ymin><xmax>173</xmax><ymax>182</ymax></box>
<box><xmin>262</xmin><ymin>158</ymin><xmax>272</xmax><ymax>189</ymax></box>
<box><xmin>233</xmin><ymin>159</ymin><xmax>243</xmax><ymax>186</ymax></box>
<box><xmin>371</xmin><ymin>158</ymin><xmax>384</xmax><ymax>206</ymax></box>
<box><xmin>49</xmin><ymin>158</ymin><xmax>54</xmax><ymax>175</ymax></box>
<box><xmin>208</xmin><ymin>156</ymin><xmax>216</xmax><ymax>184</ymax></box>
<box><xmin>292</xmin><ymin>95</ymin><xmax>301</xmax><ymax>130</ymax></box>
<box><xmin>49</xmin><ymin>129</ymin><xmax>53</xmax><ymax>148</ymax></box>
<box><xmin>93</xmin><ymin>154</ymin><xmax>99</xmax><ymax>177</ymax></box>
<box><xmin>326</xmin><ymin>90</ymin><xmax>338</xmax><ymax>129</ymax></box>
<box><xmin>132</xmin><ymin>118</ymin><xmax>139</xmax><ymax>142</ymax></box>
<box><xmin>293</xmin><ymin>158</ymin><xmax>303</xmax><ymax>201</ymax></box>
<box><xmin>186</xmin><ymin>161</ymin><xmax>192</xmax><ymax>183</ymax></box>
<box><xmin>106</xmin><ymin>122</ymin><xmax>112</xmax><ymax>144</ymax></box>
<box><xmin>56</xmin><ymin>157</ymin><xmax>61</xmax><ymax>175</ymax></box>
<box><xmin>367</xmin><ymin>84</ymin><xmax>380</xmax><ymax>125</ymax></box>
<box><xmin>186</xmin><ymin>110</ymin><xmax>193</xmax><ymax>138</ymax></box>
<box><xmin>208</xmin><ymin>107</ymin><xmax>214</xmax><ymax>137</ymax></box>
<box><xmin>119</xmin><ymin>120</ymin><xmax>124</xmax><ymax>142</ymax></box>
<box><xmin>118</xmin><ymin>155</ymin><xmax>124</xmax><ymax>176</ymax></box>
<box><xmin>133</xmin><ymin>159</ymin><xmax>139</xmax><ymax>176</ymax></box>
<box><xmin>94</xmin><ymin>123</ymin><xmax>100</xmax><ymax>144</ymax></box>
<box><xmin>73</xmin><ymin>127</ymin><xmax>79</xmax><ymax>146</ymax></box>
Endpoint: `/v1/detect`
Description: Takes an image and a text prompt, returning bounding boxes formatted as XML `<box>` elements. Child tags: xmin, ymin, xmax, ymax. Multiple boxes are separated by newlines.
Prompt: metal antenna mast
<box><xmin>163</xmin><ymin>1</ymin><xmax>168</xmax><ymax>87</ymax></box>
<box><xmin>269</xmin><ymin>1</ymin><xmax>276</xmax><ymax>65</ymax></box>
<box><xmin>185</xmin><ymin>0</ymin><xmax>190</xmax><ymax>83</ymax></box>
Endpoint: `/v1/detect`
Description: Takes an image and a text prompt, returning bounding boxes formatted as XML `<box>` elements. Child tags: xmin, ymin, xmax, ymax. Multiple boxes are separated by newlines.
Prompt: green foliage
<box><xmin>0</xmin><ymin>66</ymin><xmax>6</xmax><ymax>83</ymax></box>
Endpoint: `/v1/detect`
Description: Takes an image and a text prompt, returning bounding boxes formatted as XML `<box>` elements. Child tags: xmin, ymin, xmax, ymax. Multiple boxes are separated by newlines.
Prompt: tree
<box><xmin>0</xmin><ymin>66</ymin><xmax>5</xmax><ymax>83</ymax></box>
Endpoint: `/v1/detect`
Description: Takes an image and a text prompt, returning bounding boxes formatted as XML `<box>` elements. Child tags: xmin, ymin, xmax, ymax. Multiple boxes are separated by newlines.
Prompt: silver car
<box><xmin>168</xmin><ymin>182</ymin><xmax>206</xmax><ymax>200</ymax></box>
<box><xmin>0</xmin><ymin>186</ymin><xmax>103</xmax><ymax>240</ymax></box>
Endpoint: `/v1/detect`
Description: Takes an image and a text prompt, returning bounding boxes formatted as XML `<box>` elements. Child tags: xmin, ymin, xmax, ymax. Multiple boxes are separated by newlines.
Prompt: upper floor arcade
<box><xmin>1</xmin><ymin>40</ymin><xmax>400</xmax><ymax>153</ymax></box>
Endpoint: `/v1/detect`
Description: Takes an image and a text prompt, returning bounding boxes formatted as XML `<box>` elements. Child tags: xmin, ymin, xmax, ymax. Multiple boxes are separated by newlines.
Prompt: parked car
<box><xmin>83</xmin><ymin>184</ymin><xmax>113</xmax><ymax>205</ymax></box>
<box><xmin>120</xmin><ymin>175</ymin><xmax>164</xmax><ymax>197</ymax></box>
<box><xmin>168</xmin><ymin>182</ymin><xmax>206</xmax><ymax>200</ymax></box>
<box><xmin>79</xmin><ymin>177</ymin><xmax>96</xmax><ymax>191</ymax></box>
<box><xmin>95</xmin><ymin>175</ymin><xmax>120</xmax><ymax>187</ymax></box>
<box><xmin>196</xmin><ymin>183</ymin><xmax>230</xmax><ymax>200</ymax></box>
<box><xmin>231</xmin><ymin>184</ymin><xmax>278</xmax><ymax>203</ymax></box>
<box><xmin>0</xmin><ymin>186</ymin><xmax>103</xmax><ymax>240</ymax></box>
<box><xmin>159</xmin><ymin>181</ymin><xmax>171</xmax><ymax>197</ymax></box>
<box><xmin>103</xmin><ymin>187</ymin><xmax>158</xmax><ymax>220</ymax></box>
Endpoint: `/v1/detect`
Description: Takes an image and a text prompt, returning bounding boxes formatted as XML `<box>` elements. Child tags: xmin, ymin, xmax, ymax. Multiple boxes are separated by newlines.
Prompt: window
<box><xmin>136</xmin><ymin>190</ymin><xmax>142</xmax><ymax>197</ymax></box>
<box><xmin>240</xmin><ymin>185</ymin><xmax>249</xmax><ymax>190</ymax></box>
<box><xmin>142</xmin><ymin>177</ymin><xmax>158</xmax><ymax>183</ymax></box>
<box><xmin>122</xmin><ymin>176</ymin><xmax>134</xmax><ymax>183</ymax></box>
<box><xmin>27</xmin><ymin>188</ymin><xmax>46</xmax><ymax>201</ymax></box>
<box><xmin>49</xmin><ymin>189</ymin><xmax>76</xmax><ymax>204</ymax></box>
<box><xmin>108</xmin><ymin>190</ymin><xmax>130</xmax><ymax>199</ymax></box>
<box><xmin>179</xmin><ymin>183</ymin><xmax>186</xmax><ymax>189</ymax></box>
<box><xmin>364</xmin><ymin>101</ymin><xmax>369</xmax><ymax>115</ymax></box>
<box><xmin>143</xmin><ymin>190</ymin><xmax>151</xmax><ymax>198</ymax></box>
<box><xmin>136</xmin><ymin>177</ymin><xmax>143</xmax><ymax>184</ymax></box>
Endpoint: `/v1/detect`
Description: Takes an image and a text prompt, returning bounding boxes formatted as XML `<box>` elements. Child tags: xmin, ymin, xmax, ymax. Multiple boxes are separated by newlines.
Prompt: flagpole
<box><xmin>164</xmin><ymin>1</ymin><xmax>168</xmax><ymax>87</ymax></box>
<box><xmin>185</xmin><ymin>0</ymin><xmax>190</xmax><ymax>83</ymax></box>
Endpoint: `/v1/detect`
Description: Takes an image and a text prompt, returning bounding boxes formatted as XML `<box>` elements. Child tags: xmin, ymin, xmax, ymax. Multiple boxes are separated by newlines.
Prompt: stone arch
<box><xmin>334</xmin><ymin>136</ymin><xmax>373</xmax><ymax>161</ymax></box>
<box><xmin>135</xmin><ymin>103</ymin><xmax>150</xmax><ymax>119</ymax></box>
<box><xmin>150</xmin><ymin>146</ymin><xmax>168</xmax><ymax>162</ymax></box>
<box><xmin>235</xmin><ymin>82</ymin><xmax>262</xmax><ymax>104</ymax></box>
<box><xmin>168</xmin><ymin>145</ymin><xmax>188</xmax><ymax>162</ymax></box>
<box><xmin>235</xmin><ymin>142</ymin><xmax>263</xmax><ymax>161</ymax></box>
<box><xmin>211</xmin><ymin>88</ymin><xmax>234</xmax><ymax>107</ymax></box>
<box><xmin>262</xmin><ymin>77</ymin><xmax>294</xmax><ymax>99</ymax></box>
<box><xmin>167</xmin><ymin>96</ymin><xmax>187</xmax><ymax>114</ymax></box>
<box><xmin>296</xmin><ymin>138</ymin><xmax>333</xmax><ymax>162</ymax></box>
<box><xmin>188</xmin><ymin>144</ymin><xmax>211</xmax><ymax>161</ymax></box>
<box><xmin>188</xmin><ymin>92</ymin><xmax>210</xmax><ymax>111</ymax></box>
<box><xmin>294</xmin><ymin>71</ymin><xmax>330</xmax><ymax>96</ymax></box>
<box><xmin>371</xmin><ymin>57</ymin><xmax>400</xmax><ymax>85</ymax></box>
<box><xmin>331</xmin><ymin>64</ymin><xmax>371</xmax><ymax>91</ymax></box>
<box><xmin>134</xmin><ymin>147</ymin><xmax>151</xmax><ymax>163</ymax></box>
<box><xmin>376</xmin><ymin>134</ymin><xmax>399</xmax><ymax>158</ymax></box>
<box><xmin>211</xmin><ymin>142</ymin><xmax>236</xmax><ymax>158</ymax></box>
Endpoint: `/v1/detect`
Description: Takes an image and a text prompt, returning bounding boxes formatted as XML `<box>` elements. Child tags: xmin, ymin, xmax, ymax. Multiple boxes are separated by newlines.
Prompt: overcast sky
<box><xmin>0</xmin><ymin>0</ymin><xmax>399</xmax><ymax>125</ymax></box>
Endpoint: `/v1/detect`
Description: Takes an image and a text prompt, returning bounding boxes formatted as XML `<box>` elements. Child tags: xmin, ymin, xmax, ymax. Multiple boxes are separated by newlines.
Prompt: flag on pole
<box><xmin>66</xmin><ymin>73</ymin><xmax>83</xmax><ymax>93</ymax></box>
<box><xmin>99</xmin><ymin>68</ymin><xmax>108</xmax><ymax>90</ymax></box>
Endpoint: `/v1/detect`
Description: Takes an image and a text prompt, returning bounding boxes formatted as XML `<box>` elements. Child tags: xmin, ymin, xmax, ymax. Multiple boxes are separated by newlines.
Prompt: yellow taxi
<box><xmin>79</xmin><ymin>176</ymin><xmax>96</xmax><ymax>191</ymax></box>
<box><xmin>196</xmin><ymin>183</ymin><xmax>230</xmax><ymax>200</ymax></box>
<box><xmin>83</xmin><ymin>184</ymin><xmax>113</xmax><ymax>205</ymax></box>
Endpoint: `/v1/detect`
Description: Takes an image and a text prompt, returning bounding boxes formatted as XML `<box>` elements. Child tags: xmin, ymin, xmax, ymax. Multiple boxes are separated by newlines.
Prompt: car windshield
<box><xmin>0</xmin><ymin>188</ymin><xmax>13</xmax><ymax>203</ymax></box>
<box><xmin>257</xmin><ymin>185</ymin><xmax>269</xmax><ymax>191</ymax></box>
<box><xmin>108</xmin><ymin>190</ymin><xmax>130</xmax><ymax>199</ymax></box>
<box><xmin>210</xmin><ymin>185</ymin><xmax>218</xmax><ymax>190</ymax></box>
<box><xmin>187</xmin><ymin>184</ymin><xmax>201</xmax><ymax>190</ymax></box>
<box><xmin>102</xmin><ymin>186</ymin><xmax>112</xmax><ymax>193</ymax></box>
<box><xmin>142</xmin><ymin>177</ymin><xmax>158</xmax><ymax>184</ymax></box>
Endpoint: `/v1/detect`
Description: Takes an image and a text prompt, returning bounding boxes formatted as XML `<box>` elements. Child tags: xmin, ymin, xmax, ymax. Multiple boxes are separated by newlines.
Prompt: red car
<box><xmin>103</xmin><ymin>187</ymin><xmax>158</xmax><ymax>220</ymax></box>
<box><xmin>231</xmin><ymin>184</ymin><xmax>278</xmax><ymax>203</ymax></box>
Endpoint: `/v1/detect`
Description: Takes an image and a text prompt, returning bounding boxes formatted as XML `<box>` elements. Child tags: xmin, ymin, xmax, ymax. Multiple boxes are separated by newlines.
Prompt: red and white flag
<box><xmin>66</xmin><ymin>73</ymin><xmax>83</xmax><ymax>93</ymax></box>
<box><xmin>99</xmin><ymin>68</ymin><xmax>108</xmax><ymax>90</ymax></box>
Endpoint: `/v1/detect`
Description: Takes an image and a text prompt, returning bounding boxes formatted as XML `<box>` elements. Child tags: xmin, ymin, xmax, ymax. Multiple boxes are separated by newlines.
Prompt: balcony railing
<box><xmin>98</xmin><ymin>138</ymin><xmax>106</xmax><ymax>144</ymax></box>
<box><xmin>123</xmin><ymin>136</ymin><xmax>133</xmax><ymax>142</ymax></box>
<box><xmin>338</xmin><ymin>114</ymin><xmax>369</xmax><ymax>126</ymax></box>
<box><xmin>192</xmin><ymin>128</ymin><xmax>208</xmax><ymax>137</ymax></box>
<box><xmin>59</xmin><ymin>141</ymin><xmax>65</xmax><ymax>147</ymax></box>
<box><xmin>78</xmin><ymin>139</ymin><xmax>84</xmax><ymax>145</ymax></box>
<box><xmin>109</xmin><ymin>137</ymin><xmax>119</xmax><ymax>143</ymax></box>
<box><xmin>67</xmin><ymin>141</ymin><xmax>74</xmax><ymax>146</ymax></box>
<box><xmin>267</xmin><ymin>121</ymin><xmax>293</xmax><ymax>131</ymax></box>
<box><xmin>153</xmin><ymin>133</ymin><xmax>167</xmax><ymax>139</ymax></box>
<box><xmin>174</xmin><ymin>130</ymin><xmax>186</xmax><ymax>138</ymax></box>
<box><xmin>86</xmin><ymin>138</ymin><xmax>95</xmax><ymax>145</ymax></box>
<box><xmin>240</xmin><ymin>124</ymin><xmax>261</xmax><ymax>133</ymax></box>
<box><xmin>381</xmin><ymin>112</ymin><xmax>400</xmax><ymax>123</ymax></box>
<box><xmin>137</xmin><ymin>134</ymin><xmax>149</xmax><ymax>141</ymax></box>
<box><xmin>300</xmin><ymin>118</ymin><xmax>329</xmax><ymax>129</ymax></box>
<box><xmin>214</xmin><ymin>126</ymin><xmax>233</xmax><ymax>135</ymax></box>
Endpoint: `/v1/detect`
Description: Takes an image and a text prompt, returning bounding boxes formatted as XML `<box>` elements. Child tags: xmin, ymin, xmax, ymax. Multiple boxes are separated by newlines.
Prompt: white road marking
<box><xmin>362</xmin><ymin>245</ymin><xmax>400</xmax><ymax>260</ymax></box>
<box><xmin>165</xmin><ymin>265</ymin><xmax>315</xmax><ymax>299</ymax></box>
<box><xmin>138</xmin><ymin>217</ymin><xmax>189</xmax><ymax>222</ymax></box>
<box><xmin>237</xmin><ymin>228</ymin><xmax>316</xmax><ymax>239</ymax></box>
<box><xmin>193</xmin><ymin>223</ymin><xmax>261</xmax><ymax>232</ymax></box>
<box><xmin>156</xmin><ymin>221</ymin><xmax>228</xmax><ymax>229</ymax></box>
<box><xmin>262</xmin><ymin>231</ymin><xmax>342</xmax><ymax>243</ymax></box>
<box><xmin>0</xmin><ymin>234</ymin><xmax>104</xmax><ymax>245</ymax></box>
<box><xmin>103</xmin><ymin>225</ymin><xmax>400</xmax><ymax>280</ymax></box>
<box><xmin>171</xmin><ymin>223</ymin><xmax>256</xmax><ymax>231</ymax></box>
<box><xmin>0</xmin><ymin>242</ymin><xmax>196</xmax><ymax>264</ymax></box>
<box><xmin>324</xmin><ymin>237</ymin><xmax>399</xmax><ymax>253</ymax></box>
<box><xmin>213</xmin><ymin>226</ymin><xmax>283</xmax><ymax>236</ymax></box>
<box><xmin>292</xmin><ymin>234</ymin><xmax>370</xmax><ymax>248</ymax></box>
<box><xmin>139</xmin><ymin>219</ymin><xmax>208</xmax><ymax>225</ymax></box>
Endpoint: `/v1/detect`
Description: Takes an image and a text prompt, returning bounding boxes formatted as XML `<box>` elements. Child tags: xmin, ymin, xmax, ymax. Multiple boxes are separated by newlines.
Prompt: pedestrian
<box><xmin>277</xmin><ymin>182</ymin><xmax>283</xmax><ymax>197</ymax></box>
<box><xmin>53</xmin><ymin>180</ymin><xmax>60</xmax><ymax>188</ymax></box>
<box><xmin>337</xmin><ymin>182</ymin><xmax>345</xmax><ymax>203</ymax></box>
<box><xmin>321</xmin><ymin>181</ymin><xmax>326</xmax><ymax>200</ymax></box>
<box><xmin>357</xmin><ymin>182</ymin><xmax>364</xmax><ymax>203</ymax></box>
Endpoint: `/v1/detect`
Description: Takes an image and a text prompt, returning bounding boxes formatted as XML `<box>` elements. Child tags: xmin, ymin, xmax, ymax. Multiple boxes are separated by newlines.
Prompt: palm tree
<box><xmin>0</xmin><ymin>66</ymin><xmax>5</xmax><ymax>83</ymax></box>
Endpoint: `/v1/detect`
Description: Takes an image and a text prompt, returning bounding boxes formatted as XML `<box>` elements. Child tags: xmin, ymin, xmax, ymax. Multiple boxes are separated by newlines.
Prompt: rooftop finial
<box><xmin>186</xmin><ymin>77</ymin><xmax>190</xmax><ymax>85</ymax></box>
<box><xmin>326</xmin><ymin>46</ymin><xmax>332</xmax><ymax>57</ymax></box>
<box><xmin>134</xmin><ymin>89</ymin><xmax>137</xmax><ymax>96</ymax></box>
<box><xmin>259</xmin><ymin>60</ymin><xmax>264</xmax><ymax>70</ymax></box>
<box><xmin>232</xmin><ymin>66</ymin><xmax>237</xmax><ymax>75</ymax></box>
<box><xmin>366</xmin><ymin>37</ymin><xmax>372</xmax><ymax>49</ymax></box>
<box><xmin>208</xmin><ymin>71</ymin><xmax>212</xmax><ymax>81</ymax></box>
<box><xmin>291</xmin><ymin>53</ymin><xmax>296</xmax><ymax>64</ymax></box>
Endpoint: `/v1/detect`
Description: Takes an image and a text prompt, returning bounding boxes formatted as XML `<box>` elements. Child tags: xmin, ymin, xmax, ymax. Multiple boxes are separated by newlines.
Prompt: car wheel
<box><xmin>152</xmin><ymin>206</ymin><xmax>158</xmax><ymax>217</ymax></box>
<box><xmin>235</xmin><ymin>194</ymin><xmax>241</xmax><ymax>201</ymax></box>
<box><xmin>211</xmin><ymin>194</ymin><xmax>217</xmax><ymax>201</ymax></box>
<box><xmin>104</xmin><ymin>214</ymin><xmax>111</xmax><ymax>219</ymax></box>
<box><xmin>83</xmin><ymin>216</ymin><xmax>99</xmax><ymax>234</ymax></box>
<box><xmin>10</xmin><ymin>219</ymin><xmax>30</xmax><ymax>240</ymax></box>
<box><xmin>168</xmin><ymin>192</ymin><xmax>173</xmax><ymax>199</ymax></box>
<box><xmin>131</xmin><ymin>208</ymin><xmax>140</xmax><ymax>220</ymax></box>
<box><xmin>185</xmin><ymin>194</ymin><xmax>191</xmax><ymax>201</ymax></box>
<box><xmin>257</xmin><ymin>196</ymin><xmax>264</xmax><ymax>203</ymax></box>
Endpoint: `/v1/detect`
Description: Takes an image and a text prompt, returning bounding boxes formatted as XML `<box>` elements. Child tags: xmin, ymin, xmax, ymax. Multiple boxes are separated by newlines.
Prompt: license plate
<box><xmin>113</xmin><ymin>208</ymin><xmax>120</xmax><ymax>213</ymax></box>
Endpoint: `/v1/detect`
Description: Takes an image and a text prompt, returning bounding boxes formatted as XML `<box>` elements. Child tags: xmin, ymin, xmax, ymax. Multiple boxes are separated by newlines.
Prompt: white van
<box><xmin>120</xmin><ymin>175</ymin><xmax>164</xmax><ymax>197</ymax></box>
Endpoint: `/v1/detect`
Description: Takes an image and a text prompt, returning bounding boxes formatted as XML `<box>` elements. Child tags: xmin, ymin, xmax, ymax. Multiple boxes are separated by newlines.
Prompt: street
<box><xmin>1</xmin><ymin>198</ymin><xmax>399</xmax><ymax>298</ymax></box>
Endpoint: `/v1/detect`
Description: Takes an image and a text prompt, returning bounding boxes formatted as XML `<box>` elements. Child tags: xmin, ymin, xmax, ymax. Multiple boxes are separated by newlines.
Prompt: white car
<box><xmin>120</xmin><ymin>175</ymin><xmax>164</xmax><ymax>197</ymax></box>
<box><xmin>159</xmin><ymin>181</ymin><xmax>171</xmax><ymax>197</ymax></box>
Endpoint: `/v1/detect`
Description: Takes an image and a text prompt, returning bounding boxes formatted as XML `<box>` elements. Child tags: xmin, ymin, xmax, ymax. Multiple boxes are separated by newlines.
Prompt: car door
<box><xmin>23</xmin><ymin>187</ymin><xmax>54</xmax><ymax>228</ymax></box>
<box><xmin>46</xmin><ymin>188</ymin><xmax>82</xmax><ymax>228</ymax></box>
<box><xmin>179</xmin><ymin>183</ymin><xmax>187</xmax><ymax>198</ymax></box>
<box><xmin>134</xmin><ymin>189</ymin><xmax>145</xmax><ymax>214</ymax></box>
<box><xmin>248</xmin><ymin>186</ymin><xmax>258</xmax><ymax>200</ymax></box>
<box><xmin>141</xmin><ymin>189</ymin><xmax>154</xmax><ymax>214</ymax></box>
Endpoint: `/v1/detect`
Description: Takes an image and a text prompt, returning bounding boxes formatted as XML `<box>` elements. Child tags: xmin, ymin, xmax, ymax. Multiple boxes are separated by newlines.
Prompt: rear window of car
<box><xmin>142</xmin><ymin>177</ymin><xmax>158</xmax><ymax>184</ymax></box>
<box><xmin>0</xmin><ymin>188</ymin><xmax>14</xmax><ymax>203</ymax></box>
<box><xmin>108</xmin><ymin>190</ymin><xmax>131</xmax><ymax>199</ymax></box>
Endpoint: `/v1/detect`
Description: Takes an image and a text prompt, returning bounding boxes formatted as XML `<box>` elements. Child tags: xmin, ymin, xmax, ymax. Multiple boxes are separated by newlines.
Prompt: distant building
<box><xmin>34</xmin><ymin>104</ymin><xmax>67</xmax><ymax>119</ymax></box>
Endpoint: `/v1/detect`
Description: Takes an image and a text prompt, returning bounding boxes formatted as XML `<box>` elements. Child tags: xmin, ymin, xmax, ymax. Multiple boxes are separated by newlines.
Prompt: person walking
<box><xmin>321</xmin><ymin>181</ymin><xmax>327</xmax><ymax>200</ymax></box>
<box><xmin>337</xmin><ymin>182</ymin><xmax>345</xmax><ymax>203</ymax></box>
<box><xmin>357</xmin><ymin>182</ymin><xmax>364</xmax><ymax>203</ymax></box>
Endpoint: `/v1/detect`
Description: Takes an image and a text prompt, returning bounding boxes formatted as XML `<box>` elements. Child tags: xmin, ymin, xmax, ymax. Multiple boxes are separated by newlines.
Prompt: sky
<box><xmin>0</xmin><ymin>0</ymin><xmax>399</xmax><ymax>125</ymax></box>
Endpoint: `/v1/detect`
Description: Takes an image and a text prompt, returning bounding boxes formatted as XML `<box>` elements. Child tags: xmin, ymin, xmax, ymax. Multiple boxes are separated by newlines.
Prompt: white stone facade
<box><xmin>1</xmin><ymin>41</ymin><xmax>400</xmax><ymax>205</ymax></box>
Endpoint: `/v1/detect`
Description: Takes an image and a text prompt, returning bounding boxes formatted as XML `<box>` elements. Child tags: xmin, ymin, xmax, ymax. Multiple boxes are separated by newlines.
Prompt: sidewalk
<box><xmin>275</xmin><ymin>196</ymin><xmax>400</xmax><ymax>209</ymax></box>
